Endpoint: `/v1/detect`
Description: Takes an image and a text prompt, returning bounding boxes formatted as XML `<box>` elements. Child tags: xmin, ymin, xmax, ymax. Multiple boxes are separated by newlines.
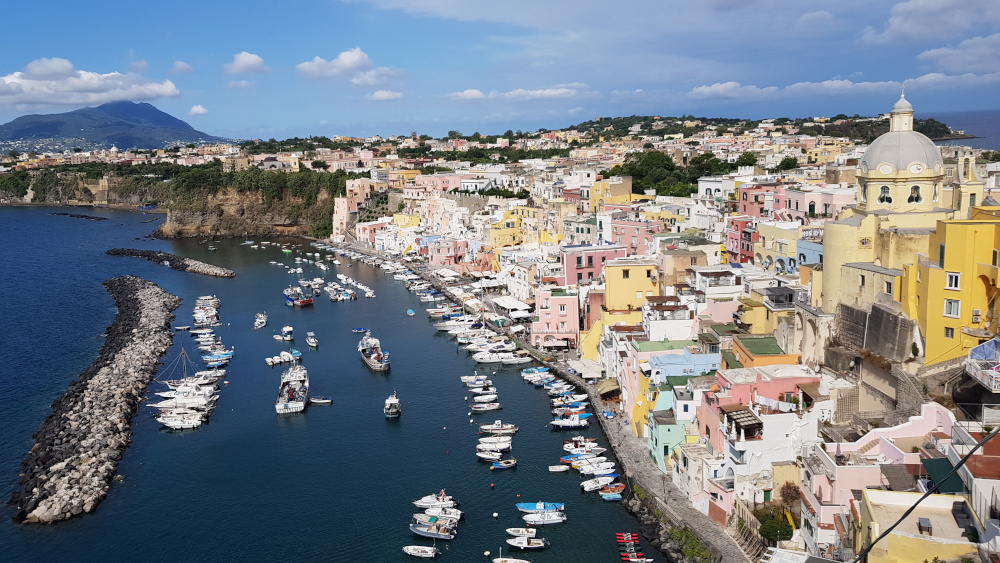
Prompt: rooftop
<box><xmin>867</xmin><ymin>490</ymin><xmax>975</xmax><ymax>544</ymax></box>
<box><xmin>633</xmin><ymin>339</ymin><xmax>698</xmax><ymax>352</ymax></box>
<box><xmin>735</xmin><ymin>335</ymin><xmax>786</xmax><ymax>356</ymax></box>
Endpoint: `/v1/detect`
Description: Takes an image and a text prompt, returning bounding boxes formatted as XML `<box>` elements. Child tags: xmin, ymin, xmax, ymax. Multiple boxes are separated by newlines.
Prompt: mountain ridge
<box><xmin>0</xmin><ymin>102</ymin><xmax>226</xmax><ymax>150</ymax></box>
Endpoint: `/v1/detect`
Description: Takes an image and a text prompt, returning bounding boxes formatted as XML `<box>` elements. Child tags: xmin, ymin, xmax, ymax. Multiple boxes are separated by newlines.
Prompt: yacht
<box><xmin>276</xmin><ymin>364</ymin><xmax>309</xmax><ymax>414</ymax></box>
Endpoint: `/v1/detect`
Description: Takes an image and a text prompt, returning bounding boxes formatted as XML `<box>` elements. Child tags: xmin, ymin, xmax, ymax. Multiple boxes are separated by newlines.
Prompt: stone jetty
<box><xmin>107</xmin><ymin>248</ymin><xmax>236</xmax><ymax>277</ymax></box>
<box><xmin>10</xmin><ymin>276</ymin><xmax>181</xmax><ymax>523</ymax></box>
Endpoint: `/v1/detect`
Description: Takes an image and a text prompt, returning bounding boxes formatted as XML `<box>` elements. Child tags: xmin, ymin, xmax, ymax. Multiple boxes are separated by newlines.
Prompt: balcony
<box><xmin>763</xmin><ymin>297</ymin><xmax>796</xmax><ymax>310</ymax></box>
<box><xmin>916</xmin><ymin>253</ymin><xmax>943</xmax><ymax>270</ymax></box>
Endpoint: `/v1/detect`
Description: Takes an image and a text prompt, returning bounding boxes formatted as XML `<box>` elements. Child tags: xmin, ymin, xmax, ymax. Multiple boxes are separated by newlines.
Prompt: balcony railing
<box><xmin>763</xmin><ymin>298</ymin><xmax>796</xmax><ymax>310</ymax></box>
<box><xmin>532</xmin><ymin>328</ymin><xmax>577</xmax><ymax>335</ymax></box>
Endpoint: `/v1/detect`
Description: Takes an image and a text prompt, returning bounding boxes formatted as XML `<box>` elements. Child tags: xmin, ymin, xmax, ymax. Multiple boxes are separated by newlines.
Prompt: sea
<box><xmin>928</xmin><ymin>109</ymin><xmax>1000</xmax><ymax>150</ymax></box>
<box><xmin>0</xmin><ymin>206</ymin><xmax>663</xmax><ymax>563</ymax></box>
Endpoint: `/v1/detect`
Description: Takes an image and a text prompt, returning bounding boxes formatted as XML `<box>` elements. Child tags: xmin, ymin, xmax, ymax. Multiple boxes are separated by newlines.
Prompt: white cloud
<box><xmin>23</xmin><ymin>58</ymin><xmax>75</xmax><ymax>80</ymax></box>
<box><xmin>169</xmin><ymin>61</ymin><xmax>194</xmax><ymax>74</ymax></box>
<box><xmin>447</xmin><ymin>89</ymin><xmax>486</xmax><ymax>100</ymax></box>
<box><xmin>918</xmin><ymin>33</ymin><xmax>1000</xmax><ymax>73</ymax></box>
<box><xmin>224</xmin><ymin>51</ymin><xmax>268</xmax><ymax>75</ymax></box>
<box><xmin>0</xmin><ymin>58</ymin><xmax>179</xmax><ymax>107</ymax></box>
<box><xmin>496</xmin><ymin>87</ymin><xmax>578</xmax><ymax>100</ymax></box>
<box><xmin>129</xmin><ymin>60</ymin><xmax>149</xmax><ymax>74</ymax></box>
<box><xmin>796</xmin><ymin>11</ymin><xmax>833</xmax><ymax>27</ymax></box>
<box><xmin>567</xmin><ymin>106</ymin><xmax>585</xmax><ymax>115</ymax></box>
<box><xmin>297</xmin><ymin>47</ymin><xmax>372</xmax><ymax>78</ymax></box>
<box><xmin>228</xmin><ymin>80</ymin><xmax>254</xmax><ymax>89</ymax></box>
<box><xmin>351</xmin><ymin>67</ymin><xmax>400</xmax><ymax>86</ymax></box>
<box><xmin>188</xmin><ymin>104</ymin><xmax>208</xmax><ymax>115</ymax></box>
<box><xmin>369</xmin><ymin>90</ymin><xmax>403</xmax><ymax>101</ymax></box>
<box><xmin>860</xmin><ymin>0</ymin><xmax>1000</xmax><ymax>44</ymax></box>
<box><xmin>688</xmin><ymin>81</ymin><xmax>778</xmax><ymax>99</ymax></box>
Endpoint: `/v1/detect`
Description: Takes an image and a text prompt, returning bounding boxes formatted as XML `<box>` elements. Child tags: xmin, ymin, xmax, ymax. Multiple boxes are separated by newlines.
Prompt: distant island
<box><xmin>0</xmin><ymin>101</ymin><xmax>226</xmax><ymax>152</ymax></box>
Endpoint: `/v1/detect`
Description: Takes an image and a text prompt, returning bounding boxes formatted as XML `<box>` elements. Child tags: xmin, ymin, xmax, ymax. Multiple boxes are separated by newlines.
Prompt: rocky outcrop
<box><xmin>157</xmin><ymin>187</ymin><xmax>327</xmax><ymax>237</ymax></box>
<box><xmin>106</xmin><ymin>248</ymin><xmax>235</xmax><ymax>277</ymax></box>
<box><xmin>10</xmin><ymin>276</ymin><xmax>181</xmax><ymax>523</ymax></box>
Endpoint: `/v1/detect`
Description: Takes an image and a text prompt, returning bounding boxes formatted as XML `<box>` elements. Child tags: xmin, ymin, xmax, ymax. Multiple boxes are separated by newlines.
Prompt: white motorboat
<box><xmin>254</xmin><ymin>312</ymin><xmax>267</xmax><ymax>329</ymax></box>
<box><xmin>413</xmin><ymin>492</ymin><xmax>457</xmax><ymax>509</ymax></box>
<box><xmin>478</xmin><ymin>435</ymin><xmax>512</xmax><ymax>445</ymax></box>
<box><xmin>155</xmin><ymin>408</ymin><xmax>205</xmax><ymax>429</ymax></box>
<box><xmin>305</xmin><ymin>332</ymin><xmax>318</xmax><ymax>347</ymax></box>
<box><xmin>505</xmin><ymin>527</ymin><xmax>536</xmax><ymax>537</ymax></box>
<box><xmin>479</xmin><ymin>420</ymin><xmax>519</xmax><ymax>435</ymax></box>
<box><xmin>476</xmin><ymin>450</ymin><xmax>503</xmax><ymax>462</ymax></box>
<box><xmin>501</xmin><ymin>353</ymin><xmax>532</xmax><ymax>365</ymax></box>
<box><xmin>506</xmin><ymin>536</ymin><xmax>549</xmax><ymax>550</ymax></box>
<box><xmin>358</xmin><ymin>330</ymin><xmax>390</xmax><ymax>371</ymax></box>
<box><xmin>548</xmin><ymin>465</ymin><xmax>570</xmax><ymax>472</ymax></box>
<box><xmin>581</xmin><ymin>477</ymin><xmax>615</xmax><ymax>492</ymax></box>
<box><xmin>472</xmin><ymin>351</ymin><xmax>517</xmax><ymax>363</ymax></box>
<box><xmin>402</xmin><ymin>545</ymin><xmax>440</xmax><ymax>558</ymax></box>
<box><xmin>472</xmin><ymin>393</ymin><xmax>498</xmax><ymax>403</ymax></box>
<box><xmin>275</xmin><ymin>364</ymin><xmax>309</xmax><ymax>414</ymax></box>
<box><xmin>578</xmin><ymin>462</ymin><xmax>617</xmax><ymax>474</ymax></box>
<box><xmin>551</xmin><ymin>414</ymin><xmax>590</xmax><ymax>428</ymax></box>
<box><xmin>470</xmin><ymin>402</ymin><xmax>502</xmax><ymax>413</ymax></box>
<box><xmin>565</xmin><ymin>445</ymin><xmax>606</xmax><ymax>455</ymax></box>
<box><xmin>384</xmin><ymin>391</ymin><xmax>401</xmax><ymax>418</ymax></box>
<box><xmin>571</xmin><ymin>456</ymin><xmax>607</xmax><ymax>468</ymax></box>
<box><xmin>476</xmin><ymin>442</ymin><xmax>511</xmax><ymax>452</ymax></box>
<box><xmin>469</xmin><ymin>385</ymin><xmax>498</xmax><ymax>395</ymax></box>
<box><xmin>424</xmin><ymin>507</ymin><xmax>463</xmax><ymax>520</ymax></box>
<box><xmin>155</xmin><ymin>381</ymin><xmax>217</xmax><ymax>401</ymax></box>
<box><xmin>522</xmin><ymin>511</ymin><xmax>566</xmax><ymax>525</ymax></box>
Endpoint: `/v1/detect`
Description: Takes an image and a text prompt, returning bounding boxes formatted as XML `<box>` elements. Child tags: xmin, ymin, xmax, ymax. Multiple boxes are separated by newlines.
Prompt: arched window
<box><xmin>907</xmin><ymin>185</ymin><xmax>922</xmax><ymax>204</ymax></box>
<box><xmin>861</xmin><ymin>184</ymin><xmax>868</xmax><ymax>203</ymax></box>
<box><xmin>933</xmin><ymin>183</ymin><xmax>939</xmax><ymax>202</ymax></box>
<box><xmin>878</xmin><ymin>186</ymin><xmax>892</xmax><ymax>204</ymax></box>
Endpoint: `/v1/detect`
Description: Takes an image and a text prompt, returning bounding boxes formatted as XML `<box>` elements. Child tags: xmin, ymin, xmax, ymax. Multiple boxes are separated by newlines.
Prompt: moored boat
<box><xmin>521</xmin><ymin>511</ymin><xmax>565</xmax><ymax>525</ymax></box>
<box><xmin>384</xmin><ymin>391</ymin><xmax>401</xmax><ymax>418</ymax></box>
<box><xmin>402</xmin><ymin>545</ymin><xmax>440</xmax><ymax>558</ymax></box>
<box><xmin>358</xmin><ymin>330</ymin><xmax>391</xmax><ymax>371</ymax></box>
<box><xmin>490</xmin><ymin>458</ymin><xmax>517</xmax><ymax>471</ymax></box>
<box><xmin>505</xmin><ymin>527</ymin><xmax>536</xmax><ymax>537</ymax></box>
<box><xmin>505</xmin><ymin>536</ymin><xmax>549</xmax><ymax>550</ymax></box>
<box><xmin>479</xmin><ymin>420</ymin><xmax>519</xmax><ymax>435</ymax></box>
<box><xmin>275</xmin><ymin>364</ymin><xmax>309</xmax><ymax>414</ymax></box>
<box><xmin>581</xmin><ymin>476</ymin><xmax>615</xmax><ymax>492</ymax></box>
<box><xmin>516</xmin><ymin>501</ymin><xmax>564</xmax><ymax>513</ymax></box>
<box><xmin>305</xmin><ymin>332</ymin><xmax>318</xmax><ymax>347</ymax></box>
<box><xmin>409</xmin><ymin>516</ymin><xmax>456</xmax><ymax>540</ymax></box>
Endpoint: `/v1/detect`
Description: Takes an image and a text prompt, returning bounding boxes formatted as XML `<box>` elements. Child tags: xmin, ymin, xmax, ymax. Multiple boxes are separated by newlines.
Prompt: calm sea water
<box><xmin>0</xmin><ymin>206</ymin><xmax>661</xmax><ymax>562</ymax></box>
<box><xmin>929</xmin><ymin>109</ymin><xmax>1000</xmax><ymax>150</ymax></box>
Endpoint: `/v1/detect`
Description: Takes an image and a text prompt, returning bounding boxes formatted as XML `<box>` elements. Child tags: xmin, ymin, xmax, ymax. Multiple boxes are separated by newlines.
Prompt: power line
<box><xmin>851</xmin><ymin>426</ymin><xmax>997</xmax><ymax>563</ymax></box>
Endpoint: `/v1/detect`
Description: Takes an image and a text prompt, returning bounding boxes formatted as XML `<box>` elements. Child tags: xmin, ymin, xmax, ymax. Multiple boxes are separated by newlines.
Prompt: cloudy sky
<box><xmin>1</xmin><ymin>0</ymin><xmax>998</xmax><ymax>138</ymax></box>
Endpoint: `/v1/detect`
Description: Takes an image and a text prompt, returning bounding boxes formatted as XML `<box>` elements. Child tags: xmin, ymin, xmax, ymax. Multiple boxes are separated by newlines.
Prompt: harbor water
<box><xmin>0</xmin><ymin>206</ymin><xmax>663</xmax><ymax>562</ymax></box>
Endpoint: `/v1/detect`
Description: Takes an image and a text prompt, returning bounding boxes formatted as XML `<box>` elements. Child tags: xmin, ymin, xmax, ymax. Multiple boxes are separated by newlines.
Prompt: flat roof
<box><xmin>633</xmin><ymin>339</ymin><xmax>698</xmax><ymax>352</ymax></box>
<box><xmin>736</xmin><ymin>335</ymin><xmax>786</xmax><ymax>356</ymax></box>
<box><xmin>843</xmin><ymin>262</ymin><xmax>904</xmax><ymax>277</ymax></box>
<box><xmin>870</xmin><ymin>494</ymin><xmax>974</xmax><ymax>543</ymax></box>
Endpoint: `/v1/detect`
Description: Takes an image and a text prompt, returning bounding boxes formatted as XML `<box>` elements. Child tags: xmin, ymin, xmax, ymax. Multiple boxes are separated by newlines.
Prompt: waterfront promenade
<box><xmin>339</xmin><ymin>242</ymin><xmax>751</xmax><ymax>562</ymax></box>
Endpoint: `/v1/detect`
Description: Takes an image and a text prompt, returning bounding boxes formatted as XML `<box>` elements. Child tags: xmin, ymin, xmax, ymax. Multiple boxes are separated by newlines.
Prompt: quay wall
<box><xmin>10</xmin><ymin>276</ymin><xmax>181</xmax><ymax>523</ymax></box>
<box><xmin>107</xmin><ymin>248</ymin><xmax>236</xmax><ymax>278</ymax></box>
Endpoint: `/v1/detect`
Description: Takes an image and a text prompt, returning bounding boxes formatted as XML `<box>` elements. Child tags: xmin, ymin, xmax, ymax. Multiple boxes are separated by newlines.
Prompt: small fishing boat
<box><xmin>472</xmin><ymin>393</ymin><xmax>499</xmax><ymax>403</ymax></box>
<box><xmin>476</xmin><ymin>451</ymin><xmax>502</xmax><ymax>462</ymax></box>
<box><xmin>409</xmin><ymin>516</ymin><xmax>456</xmax><ymax>540</ymax></box>
<box><xmin>470</xmin><ymin>402</ymin><xmax>502</xmax><ymax>413</ymax></box>
<box><xmin>548</xmin><ymin>465</ymin><xmax>570</xmax><ymax>472</ymax></box>
<box><xmin>413</xmin><ymin>491</ymin><xmax>456</xmax><ymax>509</ymax></box>
<box><xmin>406</xmin><ymin>309</ymin><xmax>415</xmax><ymax>316</ymax></box>
<box><xmin>173</xmin><ymin>325</ymin><xmax>191</xmax><ymax>331</ymax></box>
<box><xmin>424</xmin><ymin>507</ymin><xmax>463</xmax><ymax>520</ymax></box>
<box><xmin>402</xmin><ymin>545</ymin><xmax>440</xmax><ymax>558</ymax></box>
<box><xmin>305</xmin><ymin>332</ymin><xmax>318</xmax><ymax>348</ymax></box>
<box><xmin>521</xmin><ymin>511</ymin><xmax>565</xmax><ymax>525</ymax></box>
<box><xmin>479</xmin><ymin>420</ymin><xmax>518</xmax><ymax>435</ymax></box>
<box><xmin>600</xmin><ymin>483</ymin><xmax>626</xmax><ymax>494</ymax></box>
<box><xmin>491</xmin><ymin>458</ymin><xmax>517</xmax><ymax>471</ymax></box>
<box><xmin>505</xmin><ymin>527</ymin><xmax>536</xmax><ymax>538</ymax></box>
<box><xmin>352</xmin><ymin>327</ymin><xmax>369</xmax><ymax>333</ymax></box>
<box><xmin>478</xmin><ymin>435</ymin><xmax>512</xmax><ymax>445</ymax></box>
<box><xmin>601</xmin><ymin>493</ymin><xmax>623</xmax><ymax>501</ymax></box>
<box><xmin>505</xmin><ymin>536</ymin><xmax>549</xmax><ymax>550</ymax></box>
<box><xmin>581</xmin><ymin>477</ymin><xmax>615</xmax><ymax>492</ymax></box>
<box><xmin>310</xmin><ymin>396</ymin><xmax>333</xmax><ymax>405</ymax></box>
<box><xmin>515</xmin><ymin>501</ymin><xmax>564</xmax><ymax>513</ymax></box>
<box><xmin>384</xmin><ymin>391</ymin><xmax>401</xmax><ymax>418</ymax></box>
<box><xmin>476</xmin><ymin>442</ymin><xmax>511</xmax><ymax>453</ymax></box>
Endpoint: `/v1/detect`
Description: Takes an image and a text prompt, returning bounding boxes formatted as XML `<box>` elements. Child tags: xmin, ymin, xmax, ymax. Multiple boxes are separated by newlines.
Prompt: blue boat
<box><xmin>516</xmin><ymin>501</ymin><xmax>564</xmax><ymax>513</ymax></box>
<box><xmin>352</xmin><ymin>327</ymin><xmax>368</xmax><ymax>333</ymax></box>
<box><xmin>521</xmin><ymin>366</ymin><xmax>550</xmax><ymax>376</ymax></box>
<box><xmin>406</xmin><ymin>309</ymin><xmax>415</xmax><ymax>316</ymax></box>
<box><xmin>289</xmin><ymin>348</ymin><xmax>302</xmax><ymax>360</ymax></box>
<box><xmin>601</xmin><ymin>493</ymin><xmax>622</xmax><ymax>501</ymax></box>
<box><xmin>491</xmin><ymin>458</ymin><xmax>517</xmax><ymax>471</ymax></box>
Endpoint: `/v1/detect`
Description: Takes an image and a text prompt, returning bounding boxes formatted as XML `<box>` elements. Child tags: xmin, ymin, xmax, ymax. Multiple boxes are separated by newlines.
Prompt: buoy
<box><xmin>517</xmin><ymin>493</ymin><xmax>520</xmax><ymax>497</ymax></box>
<box><xmin>470</xmin><ymin>419</ymin><xmax>474</xmax><ymax>423</ymax></box>
<box><xmin>467</xmin><ymin>412</ymin><xmax>472</xmax><ymax>416</ymax></box>
<box><xmin>443</xmin><ymin>427</ymin><xmax>446</xmax><ymax>430</ymax></box>
<box><xmin>484</xmin><ymin>552</ymin><xmax>490</xmax><ymax>557</ymax></box>
<box><xmin>464</xmin><ymin>396</ymin><xmax>468</xmax><ymax>401</ymax></box>
<box><xmin>491</xmin><ymin>483</ymin><xmax>495</xmax><ymax>489</ymax></box>
<box><xmin>493</xmin><ymin>512</ymin><xmax>498</xmax><ymax>518</ymax></box>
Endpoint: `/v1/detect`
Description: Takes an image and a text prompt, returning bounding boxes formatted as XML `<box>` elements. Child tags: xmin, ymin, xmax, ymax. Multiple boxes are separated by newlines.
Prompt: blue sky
<box><xmin>1</xmin><ymin>0</ymin><xmax>998</xmax><ymax>139</ymax></box>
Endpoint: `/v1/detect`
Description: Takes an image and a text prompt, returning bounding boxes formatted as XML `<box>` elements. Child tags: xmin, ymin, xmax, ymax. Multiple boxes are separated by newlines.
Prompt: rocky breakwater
<box><xmin>107</xmin><ymin>248</ymin><xmax>236</xmax><ymax>278</ymax></box>
<box><xmin>10</xmin><ymin>276</ymin><xmax>181</xmax><ymax>523</ymax></box>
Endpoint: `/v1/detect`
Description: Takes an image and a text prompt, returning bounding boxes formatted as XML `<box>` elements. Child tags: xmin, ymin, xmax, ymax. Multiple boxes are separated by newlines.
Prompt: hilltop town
<box><xmin>6</xmin><ymin>95</ymin><xmax>1000</xmax><ymax>562</ymax></box>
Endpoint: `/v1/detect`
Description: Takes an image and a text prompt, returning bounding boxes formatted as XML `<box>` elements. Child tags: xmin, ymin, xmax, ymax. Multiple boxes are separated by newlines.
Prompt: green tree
<box><xmin>447</xmin><ymin>130</ymin><xmax>462</xmax><ymax>140</ymax></box>
<box><xmin>7</xmin><ymin>150</ymin><xmax>19</xmax><ymax>159</ymax></box>
<box><xmin>982</xmin><ymin>151</ymin><xmax>1000</xmax><ymax>163</ymax></box>
<box><xmin>311</xmin><ymin>160</ymin><xmax>330</xmax><ymax>171</ymax></box>
<box><xmin>735</xmin><ymin>152</ymin><xmax>758</xmax><ymax>167</ymax></box>
<box><xmin>759</xmin><ymin>518</ymin><xmax>793</xmax><ymax>542</ymax></box>
<box><xmin>776</xmin><ymin>156</ymin><xmax>799</xmax><ymax>171</ymax></box>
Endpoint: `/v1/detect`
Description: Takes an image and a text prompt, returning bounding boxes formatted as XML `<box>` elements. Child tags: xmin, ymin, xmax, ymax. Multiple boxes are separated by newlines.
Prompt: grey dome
<box><xmin>892</xmin><ymin>95</ymin><xmax>913</xmax><ymax>112</ymax></box>
<box><xmin>861</xmin><ymin>130</ymin><xmax>942</xmax><ymax>172</ymax></box>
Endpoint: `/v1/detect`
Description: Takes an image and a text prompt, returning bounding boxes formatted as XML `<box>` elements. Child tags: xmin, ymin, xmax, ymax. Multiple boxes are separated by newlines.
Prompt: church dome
<box><xmin>860</xmin><ymin>130</ymin><xmax>942</xmax><ymax>173</ymax></box>
<box><xmin>860</xmin><ymin>95</ymin><xmax>941</xmax><ymax>173</ymax></box>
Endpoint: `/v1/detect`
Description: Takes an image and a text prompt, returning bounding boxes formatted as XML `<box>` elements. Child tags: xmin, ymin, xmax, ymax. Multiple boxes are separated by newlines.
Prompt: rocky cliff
<box><xmin>157</xmin><ymin>187</ymin><xmax>331</xmax><ymax>238</ymax></box>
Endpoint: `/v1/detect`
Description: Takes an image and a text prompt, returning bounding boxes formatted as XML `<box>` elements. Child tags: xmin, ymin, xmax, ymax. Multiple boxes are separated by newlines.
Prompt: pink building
<box><xmin>779</xmin><ymin>186</ymin><xmax>855</xmax><ymax>225</ymax></box>
<box><xmin>428</xmin><ymin>238</ymin><xmax>469</xmax><ymax>266</ymax></box>
<box><xmin>355</xmin><ymin>218</ymin><xmax>392</xmax><ymax>246</ymax></box>
<box><xmin>610</xmin><ymin>218</ymin><xmax>665</xmax><ymax>256</ymax></box>
<box><xmin>736</xmin><ymin>182</ymin><xmax>781</xmax><ymax>218</ymax></box>
<box><xmin>414</xmin><ymin>174</ymin><xmax>473</xmax><ymax>192</ymax></box>
<box><xmin>531</xmin><ymin>286</ymin><xmax>581</xmax><ymax>349</ymax></box>
<box><xmin>725</xmin><ymin>216</ymin><xmax>757</xmax><ymax>264</ymax></box>
<box><xmin>559</xmin><ymin>244</ymin><xmax>628</xmax><ymax>285</ymax></box>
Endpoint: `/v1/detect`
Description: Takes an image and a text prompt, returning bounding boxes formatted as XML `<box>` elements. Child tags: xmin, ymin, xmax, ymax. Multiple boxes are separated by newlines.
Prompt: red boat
<box><xmin>292</xmin><ymin>297</ymin><xmax>313</xmax><ymax>307</ymax></box>
<box><xmin>602</xmin><ymin>483</ymin><xmax>626</xmax><ymax>495</ymax></box>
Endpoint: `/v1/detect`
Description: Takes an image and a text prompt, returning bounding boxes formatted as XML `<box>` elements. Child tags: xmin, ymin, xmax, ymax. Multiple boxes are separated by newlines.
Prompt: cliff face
<box><xmin>158</xmin><ymin>187</ymin><xmax>330</xmax><ymax>237</ymax></box>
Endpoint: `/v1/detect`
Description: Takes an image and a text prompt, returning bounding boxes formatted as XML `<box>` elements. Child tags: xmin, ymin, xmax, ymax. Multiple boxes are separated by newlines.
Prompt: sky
<box><xmin>1</xmin><ymin>0</ymin><xmax>998</xmax><ymax>139</ymax></box>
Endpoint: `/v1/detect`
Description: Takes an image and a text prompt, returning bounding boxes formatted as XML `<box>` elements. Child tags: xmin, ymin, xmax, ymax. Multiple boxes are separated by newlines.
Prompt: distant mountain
<box><xmin>0</xmin><ymin>101</ymin><xmax>226</xmax><ymax>150</ymax></box>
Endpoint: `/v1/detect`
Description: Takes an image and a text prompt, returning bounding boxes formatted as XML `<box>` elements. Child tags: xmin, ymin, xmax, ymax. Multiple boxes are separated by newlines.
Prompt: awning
<box><xmin>639</xmin><ymin>362</ymin><xmax>651</xmax><ymax>374</ymax></box>
<box><xmin>921</xmin><ymin>458</ymin><xmax>966</xmax><ymax>494</ymax></box>
<box><xmin>542</xmin><ymin>340</ymin><xmax>568</xmax><ymax>347</ymax></box>
<box><xmin>510</xmin><ymin>310</ymin><xmax>532</xmax><ymax>319</ymax></box>
<box><xmin>597</xmin><ymin>379</ymin><xmax>620</xmax><ymax>395</ymax></box>
<box><xmin>493</xmin><ymin>295</ymin><xmax>532</xmax><ymax>310</ymax></box>
<box><xmin>509</xmin><ymin>325</ymin><xmax>526</xmax><ymax>333</ymax></box>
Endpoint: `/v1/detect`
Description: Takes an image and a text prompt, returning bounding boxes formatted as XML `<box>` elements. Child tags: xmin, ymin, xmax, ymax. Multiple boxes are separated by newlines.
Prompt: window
<box><xmin>970</xmin><ymin>193</ymin><xmax>977</xmax><ymax>208</ymax></box>
<box><xmin>576</xmin><ymin>256</ymin><xmax>583</xmax><ymax>267</ymax></box>
<box><xmin>878</xmin><ymin>186</ymin><xmax>892</xmax><ymax>204</ymax></box>
<box><xmin>907</xmin><ymin>185</ymin><xmax>922</xmax><ymax>204</ymax></box>
<box><xmin>946</xmin><ymin>272</ymin><xmax>961</xmax><ymax>290</ymax></box>
<box><xmin>945</xmin><ymin>327</ymin><xmax>955</xmax><ymax>338</ymax></box>
<box><xmin>994</xmin><ymin>249</ymin><xmax>1000</xmax><ymax>267</ymax></box>
<box><xmin>683</xmin><ymin>404</ymin><xmax>689</xmax><ymax>412</ymax></box>
<box><xmin>646</xmin><ymin>269</ymin><xmax>653</xmax><ymax>278</ymax></box>
<box><xmin>587</xmin><ymin>256</ymin><xmax>593</xmax><ymax>267</ymax></box>
<box><xmin>860</xmin><ymin>275</ymin><xmax>866</xmax><ymax>287</ymax></box>
<box><xmin>944</xmin><ymin>299</ymin><xmax>961</xmax><ymax>318</ymax></box>
<box><xmin>636</xmin><ymin>291</ymin><xmax>643</xmax><ymax>299</ymax></box>
<box><xmin>622</xmin><ymin>269</ymin><xmax>630</xmax><ymax>279</ymax></box>
<box><xmin>885</xmin><ymin>281</ymin><xmax>892</xmax><ymax>294</ymax></box>
<box><xmin>939</xmin><ymin>243</ymin><xmax>946</xmax><ymax>268</ymax></box>
<box><xmin>559</xmin><ymin>304</ymin><xmax>566</xmax><ymax>313</ymax></box>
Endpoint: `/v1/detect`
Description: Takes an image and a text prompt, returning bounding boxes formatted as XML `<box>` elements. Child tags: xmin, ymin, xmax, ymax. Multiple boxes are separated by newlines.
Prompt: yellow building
<box><xmin>852</xmin><ymin>490</ymin><xmax>978</xmax><ymax>563</ymax></box>
<box><xmin>590</xmin><ymin>176</ymin><xmax>634</xmax><ymax>213</ymax></box>
<box><xmin>392</xmin><ymin>213</ymin><xmax>420</xmax><ymax>228</ymax></box>
<box><xmin>737</xmin><ymin>287</ymin><xmax>798</xmax><ymax>334</ymax></box>
<box><xmin>752</xmin><ymin>221</ymin><xmax>801</xmax><ymax>274</ymax></box>
<box><xmin>580</xmin><ymin>258</ymin><xmax>661</xmax><ymax>360</ymax></box>
<box><xmin>821</xmin><ymin>95</ymin><xmax>955</xmax><ymax>314</ymax></box>
<box><xmin>900</xmin><ymin>203</ymin><xmax>1000</xmax><ymax>365</ymax></box>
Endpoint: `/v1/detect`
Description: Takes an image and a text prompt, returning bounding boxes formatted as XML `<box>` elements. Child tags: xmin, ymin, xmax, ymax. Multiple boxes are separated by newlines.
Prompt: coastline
<box><xmin>337</xmin><ymin>241</ymin><xmax>751</xmax><ymax>562</ymax></box>
<box><xmin>10</xmin><ymin>276</ymin><xmax>180</xmax><ymax>523</ymax></box>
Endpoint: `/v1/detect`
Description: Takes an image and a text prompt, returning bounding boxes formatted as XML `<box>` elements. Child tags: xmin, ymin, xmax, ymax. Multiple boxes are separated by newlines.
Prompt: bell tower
<box><xmin>954</xmin><ymin>155</ymin><xmax>985</xmax><ymax>219</ymax></box>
